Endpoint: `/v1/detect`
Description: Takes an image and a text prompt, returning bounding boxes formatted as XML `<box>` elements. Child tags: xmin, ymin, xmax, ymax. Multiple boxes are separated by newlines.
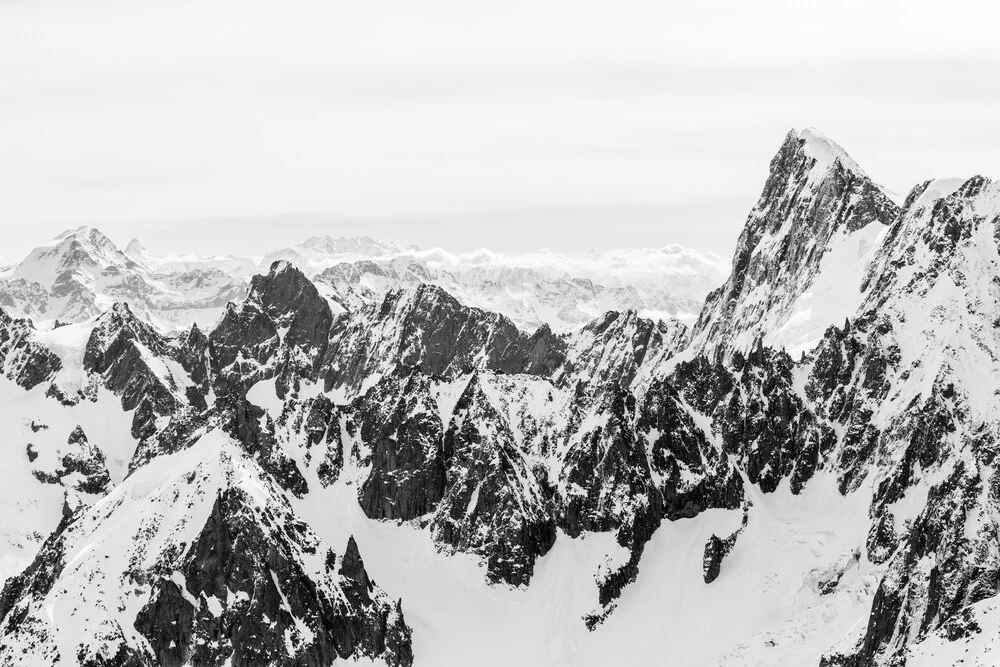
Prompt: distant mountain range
<box><xmin>0</xmin><ymin>229</ymin><xmax>727</xmax><ymax>333</ymax></box>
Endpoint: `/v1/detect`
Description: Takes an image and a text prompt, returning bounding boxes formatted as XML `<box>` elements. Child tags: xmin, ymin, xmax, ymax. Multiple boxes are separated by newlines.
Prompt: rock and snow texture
<box><xmin>0</xmin><ymin>430</ymin><xmax>411</xmax><ymax>667</ymax></box>
<box><xmin>6</xmin><ymin>127</ymin><xmax>1000</xmax><ymax>666</ymax></box>
<box><xmin>690</xmin><ymin>128</ymin><xmax>900</xmax><ymax>358</ymax></box>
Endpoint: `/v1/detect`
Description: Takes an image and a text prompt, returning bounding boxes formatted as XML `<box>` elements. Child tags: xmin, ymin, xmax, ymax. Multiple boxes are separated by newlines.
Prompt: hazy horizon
<box><xmin>4</xmin><ymin>0</ymin><xmax>1000</xmax><ymax>262</ymax></box>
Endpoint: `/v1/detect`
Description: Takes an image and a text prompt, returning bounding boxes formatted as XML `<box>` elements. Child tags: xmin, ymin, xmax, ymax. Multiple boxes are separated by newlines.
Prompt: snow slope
<box><xmin>295</xmin><ymin>468</ymin><xmax>878</xmax><ymax>666</ymax></box>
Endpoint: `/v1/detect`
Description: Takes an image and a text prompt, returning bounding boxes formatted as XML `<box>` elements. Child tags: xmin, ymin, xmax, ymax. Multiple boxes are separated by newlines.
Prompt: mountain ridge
<box><xmin>0</xmin><ymin>128</ymin><xmax>996</xmax><ymax>665</ymax></box>
<box><xmin>1</xmin><ymin>228</ymin><xmax>724</xmax><ymax>335</ymax></box>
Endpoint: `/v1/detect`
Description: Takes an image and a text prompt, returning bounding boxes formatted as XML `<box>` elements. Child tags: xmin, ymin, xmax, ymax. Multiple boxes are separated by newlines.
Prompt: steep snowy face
<box><xmin>690</xmin><ymin>128</ymin><xmax>900</xmax><ymax>357</ymax></box>
<box><xmin>677</xmin><ymin>156</ymin><xmax>1000</xmax><ymax>664</ymax></box>
<box><xmin>856</xmin><ymin>176</ymin><xmax>1000</xmax><ymax>420</ymax></box>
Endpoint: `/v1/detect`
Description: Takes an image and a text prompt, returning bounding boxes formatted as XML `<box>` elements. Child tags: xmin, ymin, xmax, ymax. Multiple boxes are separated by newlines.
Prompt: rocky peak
<box><xmin>248</xmin><ymin>261</ymin><xmax>328</xmax><ymax>314</ymax></box>
<box><xmin>84</xmin><ymin>302</ymin><xmax>199</xmax><ymax>438</ymax></box>
<box><xmin>788</xmin><ymin>128</ymin><xmax>865</xmax><ymax>182</ymax></box>
<box><xmin>42</xmin><ymin>226</ymin><xmax>131</xmax><ymax>275</ymax></box>
<box><xmin>339</xmin><ymin>535</ymin><xmax>371</xmax><ymax>588</ymax></box>
<box><xmin>323</xmin><ymin>284</ymin><xmax>556</xmax><ymax>396</ymax></box>
<box><xmin>84</xmin><ymin>302</ymin><xmax>165</xmax><ymax>371</ymax></box>
<box><xmin>208</xmin><ymin>262</ymin><xmax>334</xmax><ymax>398</ymax></box>
<box><xmin>689</xmin><ymin>128</ymin><xmax>900</xmax><ymax>358</ymax></box>
<box><xmin>253</xmin><ymin>262</ymin><xmax>334</xmax><ymax>358</ymax></box>
<box><xmin>123</xmin><ymin>237</ymin><xmax>150</xmax><ymax>266</ymax></box>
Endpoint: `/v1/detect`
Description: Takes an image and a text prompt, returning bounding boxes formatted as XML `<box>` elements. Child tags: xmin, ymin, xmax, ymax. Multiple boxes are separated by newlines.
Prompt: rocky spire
<box><xmin>688</xmin><ymin>128</ymin><xmax>901</xmax><ymax>358</ymax></box>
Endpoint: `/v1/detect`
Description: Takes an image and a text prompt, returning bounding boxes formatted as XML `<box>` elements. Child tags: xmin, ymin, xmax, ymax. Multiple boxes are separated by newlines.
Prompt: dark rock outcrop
<box><xmin>84</xmin><ymin>302</ymin><xmax>194</xmax><ymax>438</ymax></box>
<box><xmin>209</xmin><ymin>261</ymin><xmax>334</xmax><ymax>398</ymax></box>
<box><xmin>0</xmin><ymin>307</ymin><xmax>62</xmax><ymax>390</ymax></box>
<box><xmin>323</xmin><ymin>284</ymin><xmax>564</xmax><ymax>396</ymax></box>
<box><xmin>135</xmin><ymin>489</ymin><xmax>412</xmax><ymax>667</ymax></box>
<box><xmin>355</xmin><ymin>373</ymin><xmax>447</xmax><ymax>521</ymax></box>
<box><xmin>432</xmin><ymin>375</ymin><xmax>557</xmax><ymax>587</ymax></box>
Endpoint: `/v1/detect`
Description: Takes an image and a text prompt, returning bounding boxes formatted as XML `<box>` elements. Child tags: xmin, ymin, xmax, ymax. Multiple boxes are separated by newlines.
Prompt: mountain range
<box><xmin>0</xmin><ymin>228</ymin><xmax>726</xmax><ymax>335</ymax></box>
<box><xmin>0</xmin><ymin>127</ymin><xmax>996</xmax><ymax>665</ymax></box>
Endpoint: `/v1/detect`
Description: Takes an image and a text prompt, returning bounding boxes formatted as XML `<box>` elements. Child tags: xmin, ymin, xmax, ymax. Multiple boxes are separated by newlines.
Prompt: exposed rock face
<box><xmin>432</xmin><ymin>374</ymin><xmax>557</xmax><ymax>587</ymax></box>
<box><xmin>176</xmin><ymin>323</ymin><xmax>211</xmax><ymax>401</ymax></box>
<box><xmin>702</xmin><ymin>509</ymin><xmax>749</xmax><ymax>584</ymax></box>
<box><xmin>129</xmin><ymin>390</ymin><xmax>310</xmax><ymax>497</ymax></box>
<box><xmin>0</xmin><ymin>307</ymin><xmax>62</xmax><ymax>390</ymax></box>
<box><xmin>811</xmin><ymin>176</ymin><xmax>1000</xmax><ymax>666</ymax></box>
<box><xmin>84</xmin><ymin>302</ymin><xmax>195</xmax><ymax>438</ymax></box>
<box><xmin>210</xmin><ymin>261</ymin><xmax>334</xmax><ymax>397</ymax></box>
<box><xmin>690</xmin><ymin>128</ymin><xmax>900</xmax><ymax>357</ymax></box>
<box><xmin>355</xmin><ymin>373</ymin><xmax>447</xmax><ymax>521</ymax></box>
<box><xmin>323</xmin><ymin>284</ymin><xmax>561</xmax><ymax>396</ymax></box>
<box><xmin>58</xmin><ymin>426</ymin><xmax>112</xmax><ymax>495</ymax></box>
<box><xmin>29</xmin><ymin>426</ymin><xmax>112</xmax><ymax>499</ymax></box>
<box><xmin>135</xmin><ymin>491</ymin><xmax>411</xmax><ymax>667</ymax></box>
<box><xmin>674</xmin><ymin>344</ymin><xmax>836</xmax><ymax>494</ymax></box>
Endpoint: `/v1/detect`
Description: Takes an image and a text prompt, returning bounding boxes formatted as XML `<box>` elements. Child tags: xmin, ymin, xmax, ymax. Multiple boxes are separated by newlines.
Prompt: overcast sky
<box><xmin>2</xmin><ymin>0</ymin><xmax>999</xmax><ymax>263</ymax></box>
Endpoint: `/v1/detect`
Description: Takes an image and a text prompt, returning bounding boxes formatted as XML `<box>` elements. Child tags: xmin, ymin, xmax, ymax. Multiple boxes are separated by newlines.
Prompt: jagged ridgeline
<box><xmin>0</xmin><ymin>127</ymin><xmax>998</xmax><ymax>665</ymax></box>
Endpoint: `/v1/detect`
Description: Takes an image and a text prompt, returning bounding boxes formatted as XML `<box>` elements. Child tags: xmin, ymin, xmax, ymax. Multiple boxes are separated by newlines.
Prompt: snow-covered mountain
<box><xmin>689</xmin><ymin>128</ymin><xmax>900</xmax><ymax>357</ymax></box>
<box><xmin>262</xmin><ymin>235</ymin><xmax>407</xmax><ymax>270</ymax></box>
<box><xmin>4</xmin><ymin>127</ymin><xmax>1000</xmax><ymax>665</ymax></box>
<box><xmin>314</xmin><ymin>245</ymin><xmax>724</xmax><ymax>332</ymax></box>
<box><xmin>0</xmin><ymin>227</ymin><xmax>249</xmax><ymax>330</ymax></box>
<box><xmin>1</xmin><ymin>229</ymin><xmax>724</xmax><ymax>335</ymax></box>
